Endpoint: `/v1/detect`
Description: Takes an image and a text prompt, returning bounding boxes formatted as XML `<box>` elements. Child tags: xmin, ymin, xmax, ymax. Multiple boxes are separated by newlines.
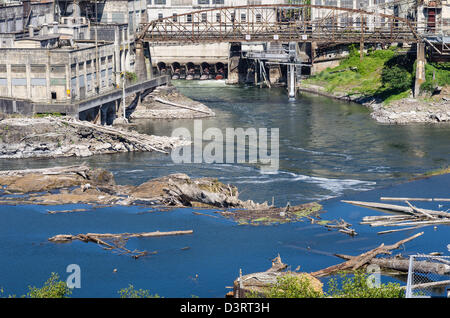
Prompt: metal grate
<box><xmin>406</xmin><ymin>255</ymin><xmax>450</xmax><ymax>298</ymax></box>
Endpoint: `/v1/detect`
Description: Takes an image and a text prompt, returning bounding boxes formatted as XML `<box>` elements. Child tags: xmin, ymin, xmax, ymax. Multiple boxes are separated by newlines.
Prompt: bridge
<box><xmin>138</xmin><ymin>4</ymin><xmax>421</xmax><ymax>45</ymax></box>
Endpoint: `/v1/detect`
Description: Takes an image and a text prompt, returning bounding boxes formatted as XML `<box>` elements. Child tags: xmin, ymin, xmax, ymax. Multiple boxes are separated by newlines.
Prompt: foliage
<box><xmin>327</xmin><ymin>271</ymin><xmax>404</xmax><ymax>298</ymax></box>
<box><xmin>118</xmin><ymin>284</ymin><xmax>161</xmax><ymax>298</ymax></box>
<box><xmin>304</xmin><ymin>46</ymin><xmax>415</xmax><ymax>103</ymax></box>
<box><xmin>420</xmin><ymin>62</ymin><xmax>450</xmax><ymax>93</ymax></box>
<box><xmin>255</xmin><ymin>271</ymin><xmax>404</xmax><ymax>298</ymax></box>
<box><xmin>25</xmin><ymin>273</ymin><xmax>72</xmax><ymax>298</ymax></box>
<box><xmin>263</xmin><ymin>274</ymin><xmax>324</xmax><ymax>298</ymax></box>
<box><xmin>125</xmin><ymin>72</ymin><xmax>138</xmax><ymax>83</ymax></box>
<box><xmin>381</xmin><ymin>54</ymin><xmax>414</xmax><ymax>92</ymax></box>
<box><xmin>33</xmin><ymin>112</ymin><xmax>63</xmax><ymax>118</ymax></box>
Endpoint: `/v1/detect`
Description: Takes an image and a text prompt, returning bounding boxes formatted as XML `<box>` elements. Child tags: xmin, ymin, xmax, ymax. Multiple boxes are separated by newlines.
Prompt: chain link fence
<box><xmin>406</xmin><ymin>255</ymin><xmax>450</xmax><ymax>298</ymax></box>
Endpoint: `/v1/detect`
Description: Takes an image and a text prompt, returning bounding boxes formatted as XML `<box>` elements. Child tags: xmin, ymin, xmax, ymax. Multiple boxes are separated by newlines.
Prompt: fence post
<box><xmin>405</xmin><ymin>254</ymin><xmax>414</xmax><ymax>298</ymax></box>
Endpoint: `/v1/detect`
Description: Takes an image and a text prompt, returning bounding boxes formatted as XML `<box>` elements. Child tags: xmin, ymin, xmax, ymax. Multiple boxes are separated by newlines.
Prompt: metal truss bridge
<box><xmin>138</xmin><ymin>4</ymin><xmax>421</xmax><ymax>45</ymax></box>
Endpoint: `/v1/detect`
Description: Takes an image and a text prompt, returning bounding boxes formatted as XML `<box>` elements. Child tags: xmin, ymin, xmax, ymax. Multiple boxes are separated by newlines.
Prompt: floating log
<box><xmin>342</xmin><ymin>200</ymin><xmax>450</xmax><ymax>218</ymax></box>
<box><xmin>48</xmin><ymin>230</ymin><xmax>193</xmax><ymax>258</ymax></box>
<box><xmin>334</xmin><ymin>254</ymin><xmax>450</xmax><ymax>275</ymax></box>
<box><xmin>381</xmin><ymin>197</ymin><xmax>433</xmax><ymax>202</ymax></box>
<box><xmin>310</xmin><ymin>232</ymin><xmax>424</xmax><ymax>278</ymax></box>
<box><xmin>48</xmin><ymin>230</ymin><xmax>193</xmax><ymax>242</ymax></box>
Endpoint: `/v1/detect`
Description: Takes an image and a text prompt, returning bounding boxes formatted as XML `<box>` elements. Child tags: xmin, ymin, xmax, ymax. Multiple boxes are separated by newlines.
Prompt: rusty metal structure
<box><xmin>138</xmin><ymin>4</ymin><xmax>420</xmax><ymax>45</ymax></box>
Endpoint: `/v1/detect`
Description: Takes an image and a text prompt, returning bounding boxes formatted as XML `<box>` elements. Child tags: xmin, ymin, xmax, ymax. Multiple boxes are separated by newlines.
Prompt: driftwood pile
<box><xmin>343</xmin><ymin>199</ymin><xmax>450</xmax><ymax>235</ymax></box>
<box><xmin>48</xmin><ymin>230</ymin><xmax>193</xmax><ymax>259</ymax></box>
<box><xmin>310</xmin><ymin>232</ymin><xmax>428</xmax><ymax>277</ymax></box>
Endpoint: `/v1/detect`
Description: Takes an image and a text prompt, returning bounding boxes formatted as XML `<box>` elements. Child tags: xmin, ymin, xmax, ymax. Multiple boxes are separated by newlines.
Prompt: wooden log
<box><xmin>334</xmin><ymin>254</ymin><xmax>450</xmax><ymax>275</ymax></box>
<box><xmin>381</xmin><ymin>197</ymin><xmax>433</xmax><ymax>202</ymax></box>
<box><xmin>377</xmin><ymin>226</ymin><xmax>425</xmax><ymax>235</ymax></box>
<box><xmin>404</xmin><ymin>201</ymin><xmax>436</xmax><ymax>219</ymax></box>
<box><xmin>310</xmin><ymin>232</ymin><xmax>424</xmax><ymax>278</ymax></box>
<box><xmin>153</xmin><ymin>97</ymin><xmax>213</xmax><ymax>115</ymax></box>
<box><xmin>342</xmin><ymin>200</ymin><xmax>450</xmax><ymax>218</ymax></box>
<box><xmin>409</xmin><ymin>280</ymin><xmax>450</xmax><ymax>290</ymax></box>
<box><xmin>0</xmin><ymin>164</ymin><xmax>90</xmax><ymax>177</ymax></box>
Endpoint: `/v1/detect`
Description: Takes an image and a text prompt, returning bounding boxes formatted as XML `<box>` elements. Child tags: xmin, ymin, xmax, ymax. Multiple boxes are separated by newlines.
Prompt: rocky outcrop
<box><xmin>0</xmin><ymin>116</ymin><xmax>189</xmax><ymax>159</ymax></box>
<box><xmin>129</xmin><ymin>85</ymin><xmax>215</xmax><ymax>119</ymax></box>
<box><xmin>0</xmin><ymin>165</ymin><xmax>269</xmax><ymax>209</ymax></box>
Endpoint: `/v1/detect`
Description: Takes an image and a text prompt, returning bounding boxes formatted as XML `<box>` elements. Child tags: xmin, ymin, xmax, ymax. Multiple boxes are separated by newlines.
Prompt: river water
<box><xmin>0</xmin><ymin>81</ymin><xmax>449</xmax><ymax>297</ymax></box>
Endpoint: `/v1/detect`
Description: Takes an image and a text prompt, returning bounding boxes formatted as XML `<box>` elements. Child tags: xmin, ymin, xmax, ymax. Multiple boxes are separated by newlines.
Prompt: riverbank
<box><xmin>300</xmin><ymin>47</ymin><xmax>450</xmax><ymax>124</ymax></box>
<box><xmin>129</xmin><ymin>84</ymin><xmax>215</xmax><ymax>120</ymax></box>
<box><xmin>0</xmin><ymin>116</ymin><xmax>188</xmax><ymax>159</ymax></box>
<box><xmin>298</xmin><ymin>82</ymin><xmax>450</xmax><ymax>124</ymax></box>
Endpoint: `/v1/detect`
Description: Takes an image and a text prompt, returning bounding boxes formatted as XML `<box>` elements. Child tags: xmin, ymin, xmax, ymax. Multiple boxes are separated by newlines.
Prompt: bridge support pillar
<box><xmin>135</xmin><ymin>41</ymin><xmax>148</xmax><ymax>81</ymax></box>
<box><xmin>288</xmin><ymin>64</ymin><xmax>296</xmax><ymax>99</ymax></box>
<box><xmin>269</xmin><ymin>65</ymin><xmax>282</xmax><ymax>85</ymax></box>
<box><xmin>414</xmin><ymin>42</ymin><xmax>426</xmax><ymax>97</ymax></box>
<box><xmin>227</xmin><ymin>56</ymin><xmax>240</xmax><ymax>85</ymax></box>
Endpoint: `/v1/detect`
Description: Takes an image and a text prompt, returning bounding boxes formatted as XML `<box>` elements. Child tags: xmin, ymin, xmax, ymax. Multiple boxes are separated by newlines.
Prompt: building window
<box><xmin>154</xmin><ymin>0</ymin><xmax>165</xmax><ymax>4</ymax></box>
<box><xmin>256</xmin><ymin>14</ymin><xmax>262</xmax><ymax>22</ymax></box>
<box><xmin>51</xmin><ymin>92</ymin><xmax>57</xmax><ymax>100</ymax></box>
<box><xmin>146</xmin><ymin>0</ymin><xmax>151</xmax><ymax>4</ymax></box>
<box><xmin>212</xmin><ymin>0</ymin><xmax>224</xmax><ymax>3</ymax></box>
<box><xmin>187</xmin><ymin>14</ymin><xmax>192</xmax><ymax>23</ymax></box>
<box><xmin>173</xmin><ymin>13</ymin><xmax>177</xmax><ymax>22</ymax></box>
<box><xmin>201</xmin><ymin>13</ymin><xmax>207</xmax><ymax>23</ymax></box>
<box><xmin>241</xmin><ymin>13</ymin><xmax>246</xmax><ymax>22</ymax></box>
<box><xmin>158</xmin><ymin>13</ymin><xmax>163</xmax><ymax>20</ymax></box>
<box><xmin>198</xmin><ymin>0</ymin><xmax>209</xmax><ymax>4</ymax></box>
<box><xmin>216</xmin><ymin>13</ymin><xmax>221</xmax><ymax>22</ymax></box>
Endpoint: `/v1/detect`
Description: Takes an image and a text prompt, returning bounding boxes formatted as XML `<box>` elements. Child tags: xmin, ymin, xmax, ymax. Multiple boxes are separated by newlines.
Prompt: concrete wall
<box><xmin>150</xmin><ymin>42</ymin><xmax>229</xmax><ymax>65</ymax></box>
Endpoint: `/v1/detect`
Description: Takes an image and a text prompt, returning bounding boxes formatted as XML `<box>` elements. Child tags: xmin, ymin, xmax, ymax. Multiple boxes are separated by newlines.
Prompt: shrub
<box><xmin>265</xmin><ymin>274</ymin><xmax>323</xmax><ymax>298</ymax></box>
<box><xmin>26</xmin><ymin>273</ymin><xmax>72</xmax><ymax>298</ymax></box>
<box><xmin>118</xmin><ymin>284</ymin><xmax>161</xmax><ymax>298</ymax></box>
<box><xmin>327</xmin><ymin>271</ymin><xmax>405</xmax><ymax>298</ymax></box>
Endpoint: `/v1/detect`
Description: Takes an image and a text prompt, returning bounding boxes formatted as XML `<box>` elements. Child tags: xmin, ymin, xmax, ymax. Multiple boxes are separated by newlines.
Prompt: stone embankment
<box><xmin>0</xmin><ymin>116</ymin><xmax>189</xmax><ymax>159</ymax></box>
<box><xmin>299</xmin><ymin>83</ymin><xmax>450</xmax><ymax>124</ymax></box>
<box><xmin>130</xmin><ymin>84</ymin><xmax>215</xmax><ymax>119</ymax></box>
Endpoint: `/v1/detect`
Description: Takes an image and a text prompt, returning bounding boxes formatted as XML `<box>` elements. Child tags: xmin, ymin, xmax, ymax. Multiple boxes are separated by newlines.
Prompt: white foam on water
<box><xmin>289</xmin><ymin>146</ymin><xmax>353</xmax><ymax>161</ymax></box>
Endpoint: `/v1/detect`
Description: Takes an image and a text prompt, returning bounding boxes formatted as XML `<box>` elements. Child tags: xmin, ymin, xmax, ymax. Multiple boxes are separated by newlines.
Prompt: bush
<box><xmin>327</xmin><ymin>271</ymin><xmax>404</xmax><ymax>298</ymax></box>
<box><xmin>258</xmin><ymin>271</ymin><xmax>404</xmax><ymax>298</ymax></box>
<box><xmin>265</xmin><ymin>275</ymin><xmax>323</xmax><ymax>298</ymax></box>
<box><xmin>118</xmin><ymin>284</ymin><xmax>161</xmax><ymax>298</ymax></box>
<box><xmin>381</xmin><ymin>65</ymin><xmax>412</xmax><ymax>92</ymax></box>
<box><xmin>26</xmin><ymin>273</ymin><xmax>72</xmax><ymax>298</ymax></box>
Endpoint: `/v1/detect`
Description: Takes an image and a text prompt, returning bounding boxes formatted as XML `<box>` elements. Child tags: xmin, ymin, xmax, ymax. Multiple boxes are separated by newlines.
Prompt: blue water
<box><xmin>0</xmin><ymin>82</ymin><xmax>449</xmax><ymax>297</ymax></box>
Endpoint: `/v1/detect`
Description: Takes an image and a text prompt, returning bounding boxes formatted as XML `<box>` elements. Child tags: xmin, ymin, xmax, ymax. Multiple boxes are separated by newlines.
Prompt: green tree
<box><xmin>26</xmin><ymin>273</ymin><xmax>72</xmax><ymax>298</ymax></box>
<box><xmin>118</xmin><ymin>284</ymin><xmax>161</xmax><ymax>298</ymax></box>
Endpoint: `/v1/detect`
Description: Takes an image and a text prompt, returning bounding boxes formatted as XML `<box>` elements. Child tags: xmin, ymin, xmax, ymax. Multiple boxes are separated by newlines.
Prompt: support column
<box><xmin>135</xmin><ymin>40</ymin><xmax>147</xmax><ymax>81</ymax></box>
<box><xmin>414</xmin><ymin>42</ymin><xmax>426</xmax><ymax>97</ymax></box>
<box><xmin>288</xmin><ymin>64</ymin><xmax>296</xmax><ymax>99</ymax></box>
<box><xmin>26</xmin><ymin>63</ymin><xmax>31</xmax><ymax>99</ymax></box>
<box><xmin>114</xmin><ymin>25</ymin><xmax>121</xmax><ymax>86</ymax></box>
